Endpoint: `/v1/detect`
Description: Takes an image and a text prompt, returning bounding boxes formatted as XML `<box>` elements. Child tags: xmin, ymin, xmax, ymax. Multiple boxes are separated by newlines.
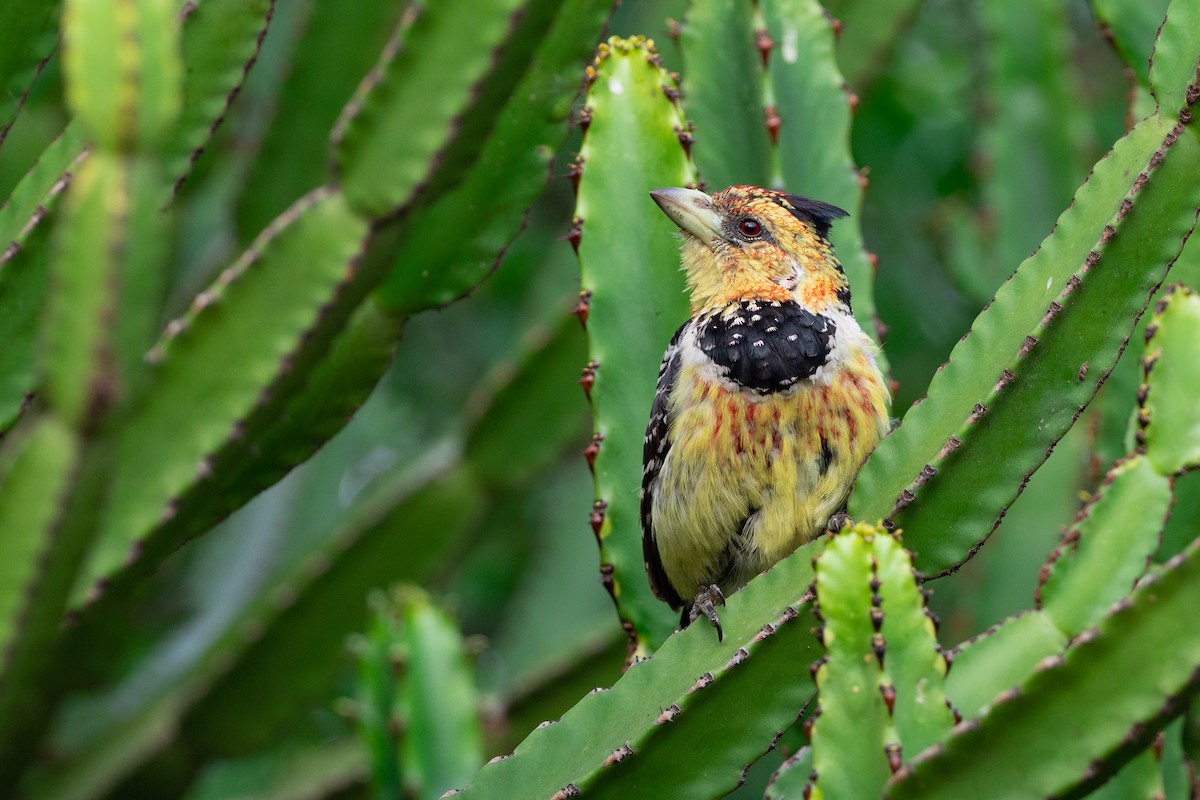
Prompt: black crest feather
<box><xmin>777</xmin><ymin>195</ymin><xmax>848</xmax><ymax>239</ymax></box>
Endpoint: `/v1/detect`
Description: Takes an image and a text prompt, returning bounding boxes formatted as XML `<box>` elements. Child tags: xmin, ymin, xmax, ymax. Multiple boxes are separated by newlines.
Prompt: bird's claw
<box><xmin>826</xmin><ymin>511</ymin><xmax>853</xmax><ymax>532</ymax></box>
<box><xmin>686</xmin><ymin>584</ymin><xmax>726</xmax><ymax>642</ymax></box>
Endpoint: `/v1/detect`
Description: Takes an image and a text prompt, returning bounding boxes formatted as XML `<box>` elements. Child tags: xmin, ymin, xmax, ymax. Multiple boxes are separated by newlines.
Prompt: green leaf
<box><xmin>1088</xmin><ymin>749</ymin><xmax>1163</xmax><ymax>800</ymax></box>
<box><xmin>1159</xmin><ymin>717</ymin><xmax>1191</xmax><ymax>800</ymax></box>
<box><xmin>24</xmin><ymin>694</ymin><xmax>186</xmax><ymax>800</ymax></box>
<box><xmin>574</xmin><ymin>36</ymin><xmax>698</xmax><ymax>652</ymax></box>
<box><xmin>978</xmin><ymin>0</ymin><xmax>1091</xmax><ymax>285</ymax></box>
<box><xmin>828</xmin><ymin>0</ymin><xmax>922</xmax><ymax>90</ymax></box>
<box><xmin>138</xmin><ymin>299</ymin><xmax>403</xmax><ymax>560</ymax></box>
<box><xmin>352</xmin><ymin>592</ymin><xmax>405</xmax><ymax>800</ymax></box>
<box><xmin>31</xmin><ymin>465</ymin><xmax>481</xmax><ymax>796</ymax></box>
<box><xmin>0</xmin><ymin>430</ymin><xmax>111</xmax><ymax>784</ymax></box>
<box><xmin>1140</xmin><ymin>285</ymin><xmax>1200</xmax><ymax>474</ymax></box>
<box><xmin>186</xmin><ymin>739</ymin><xmax>368</xmax><ymax>800</ymax></box>
<box><xmin>888</xmin><ymin>537</ymin><xmax>1200</xmax><ymax>800</ymax></box>
<box><xmin>0</xmin><ymin>220</ymin><xmax>52</xmax><ymax>432</ymax></box>
<box><xmin>0</xmin><ymin>124</ymin><xmax>87</xmax><ymax>257</ymax></box>
<box><xmin>181</xmin><ymin>468</ymin><xmax>483</xmax><ymax>758</ymax></box>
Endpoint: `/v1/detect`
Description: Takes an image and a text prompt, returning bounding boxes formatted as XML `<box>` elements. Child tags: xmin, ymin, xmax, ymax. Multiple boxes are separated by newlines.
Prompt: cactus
<box><xmin>573</xmin><ymin>36</ymin><xmax>697</xmax><ymax>653</ymax></box>
<box><xmin>348</xmin><ymin>587</ymin><xmax>483</xmax><ymax>800</ymax></box>
<box><xmin>848</xmin><ymin>63</ymin><xmax>1200</xmax><ymax>575</ymax></box>
<box><xmin>1</xmin><ymin>0</ymin><xmax>1199</xmax><ymax>796</ymax></box>
<box><xmin>806</xmin><ymin>524</ymin><xmax>953</xmax><ymax>798</ymax></box>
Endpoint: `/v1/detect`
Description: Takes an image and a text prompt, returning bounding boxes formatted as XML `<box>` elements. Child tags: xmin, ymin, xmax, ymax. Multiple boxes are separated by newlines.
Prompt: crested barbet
<box><xmin>641</xmin><ymin>185</ymin><xmax>890</xmax><ymax>640</ymax></box>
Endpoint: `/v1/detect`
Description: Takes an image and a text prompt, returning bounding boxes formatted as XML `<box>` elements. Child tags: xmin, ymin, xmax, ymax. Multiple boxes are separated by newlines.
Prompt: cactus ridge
<box><xmin>76</xmin><ymin>188</ymin><xmax>370</xmax><ymax>613</ymax></box>
<box><xmin>0</xmin><ymin>0</ymin><xmax>58</xmax><ymax>149</ymax></box>
<box><xmin>809</xmin><ymin>525</ymin><xmax>894</xmax><ymax>799</ymax></box>
<box><xmin>574</xmin><ymin>34</ymin><xmax>698</xmax><ymax>654</ymax></box>
<box><xmin>167</xmin><ymin>0</ymin><xmax>276</xmax><ymax>196</ymax></box>
<box><xmin>887</xmin><ymin>535</ymin><xmax>1200</xmax><ymax>800</ymax></box>
<box><xmin>569</xmin><ymin>603</ymin><xmax>814</xmax><ymax>798</ymax></box>
<box><xmin>854</xmin><ymin>99</ymin><xmax>1200</xmax><ymax>576</ymax></box>
<box><xmin>377</xmin><ymin>0</ymin><xmax>614</xmax><ymax>314</ymax></box>
<box><xmin>331</xmin><ymin>0</ymin><xmax>530</xmax><ymax>219</ymax></box>
<box><xmin>1137</xmin><ymin>283</ymin><xmax>1200</xmax><ymax>474</ymax></box>
<box><xmin>807</xmin><ymin>524</ymin><xmax>956</xmax><ymax>797</ymax></box>
<box><xmin>0</xmin><ymin>131</ymin><xmax>89</xmax><ymax>267</ymax></box>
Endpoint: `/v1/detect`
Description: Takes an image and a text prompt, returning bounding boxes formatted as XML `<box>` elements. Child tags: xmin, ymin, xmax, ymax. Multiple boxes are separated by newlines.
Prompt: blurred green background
<box><xmin>2</xmin><ymin>0</ymin><xmax>1196</xmax><ymax>796</ymax></box>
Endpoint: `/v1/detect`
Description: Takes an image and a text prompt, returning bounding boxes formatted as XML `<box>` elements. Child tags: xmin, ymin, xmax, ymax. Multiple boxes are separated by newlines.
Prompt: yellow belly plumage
<box><xmin>651</xmin><ymin>348</ymin><xmax>889</xmax><ymax>600</ymax></box>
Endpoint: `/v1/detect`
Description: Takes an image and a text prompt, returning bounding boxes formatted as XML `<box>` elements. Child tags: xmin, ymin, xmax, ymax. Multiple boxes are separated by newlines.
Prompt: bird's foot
<box><xmin>684</xmin><ymin>584</ymin><xmax>726</xmax><ymax>642</ymax></box>
<box><xmin>826</xmin><ymin>511</ymin><xmax>853</xmax><ymax>532</ymax></box>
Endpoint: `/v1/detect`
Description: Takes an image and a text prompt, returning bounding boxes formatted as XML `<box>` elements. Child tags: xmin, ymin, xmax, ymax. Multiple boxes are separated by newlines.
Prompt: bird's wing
<box><xmin>641</xmin><ymin>322</ymin><xmax>687</xmax><ymax>610</ymax></box>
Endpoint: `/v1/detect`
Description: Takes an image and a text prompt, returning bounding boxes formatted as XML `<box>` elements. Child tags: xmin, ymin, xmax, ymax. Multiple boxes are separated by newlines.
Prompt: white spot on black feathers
<box><xmin>698</xmin><ymin>301</ymin><xmax>836</xmax><ymax>393</ymax></box>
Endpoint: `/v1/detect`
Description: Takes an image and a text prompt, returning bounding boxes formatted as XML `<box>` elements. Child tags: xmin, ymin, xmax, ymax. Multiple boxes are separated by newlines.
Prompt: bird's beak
<box><xmin>650</xmin><ymin>188</ymin><xmax>723</xmax><ymax>247</ymax></box>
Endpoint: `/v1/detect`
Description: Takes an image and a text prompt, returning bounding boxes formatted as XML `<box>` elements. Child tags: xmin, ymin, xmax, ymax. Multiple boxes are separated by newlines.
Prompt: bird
<box><xmin>641</xmin><ymin>185</ymin><xmax>890</xmax><ymax>641</ymax></box>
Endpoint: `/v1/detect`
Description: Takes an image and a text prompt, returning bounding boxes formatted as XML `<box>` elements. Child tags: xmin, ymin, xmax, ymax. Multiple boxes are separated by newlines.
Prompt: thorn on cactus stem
<box><xmin>885</xmin><ymin>743</ymin><xmax>903</xmax><ymax>773</ymax></box>
<box><xmin>764</xmin><ymin>105</ymin><xmax>782</xmax><ymax>145</ymax></box>
<box><xmin>675</xmin><ymin>125</ymin><xmax>694</xmax><ymax>158</ymax></box>
<box><xmin>567</xmin><ymin>155</ymin><xmax>584</xmax><ymax>195</ymax></box>
<box><xmin>662</xmin><ymin>84</ymin><xmax>681</xmax><ymax>102</ymax></box>
<box><xmin>577</xmin><ymin>105</ymin><xmax>593</xmax><ymax>134</ymax></box>
<box><xmin>880</xmin><ymin>683</ymin><xmax>897</xmax><ymax>714</ymax></box>
<box><xmin>755</xmin><ymin>29</ymin><xmax>774</xmax><ymax>67</ymax></box>
<box><xmin>583</xmin><ymin>432</ymin><xmax>603</xmax><ymax>470</ymax></box>
<box><xmin>829</xmin><ymin>16</ymin><xmax>844</xmax><ymax>39</ymax></box>
<box><xmin>871</xmin><ymin>633</ymin><xmax>886</xmax><ymax>666</ymax></box>
<box><xmin>579</xmin><ymin>360</ymin><xmax>598</xmax><ymax>400</ymax></box>
<box><xmin>589</xmin><ymin>499</ymin><xmax>608</xmax><ymax>537</ymax></box>
<box><xmin>566</xmin><ymin>216</ymin><xmax>583</xmax><ymax>254</ymax></box>
<box><xmin>574</xmin><ymin>289</ymin><xmax>591</xmax><ymax>327</ymax></box>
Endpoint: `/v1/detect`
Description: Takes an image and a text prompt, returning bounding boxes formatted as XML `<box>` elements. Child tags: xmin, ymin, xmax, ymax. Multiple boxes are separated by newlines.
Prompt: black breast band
<box><xmin>697</xmin><ymin>300</ymin><xmax>836</xmax><ymax>393</ymax></box>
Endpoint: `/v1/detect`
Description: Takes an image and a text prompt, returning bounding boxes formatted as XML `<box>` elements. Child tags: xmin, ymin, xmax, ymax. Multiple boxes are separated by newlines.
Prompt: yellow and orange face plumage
<box><xmin>641</xmin><ymin>185</ymin><xmax>890</xmax><ymax>639</ymax></box>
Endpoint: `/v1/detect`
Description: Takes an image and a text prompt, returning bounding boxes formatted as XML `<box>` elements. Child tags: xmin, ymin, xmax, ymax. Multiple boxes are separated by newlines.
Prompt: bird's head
<box><xmin>650</xmin><ymin>185</ymin><xmax>851</xmax><ymax>315</ymax></box>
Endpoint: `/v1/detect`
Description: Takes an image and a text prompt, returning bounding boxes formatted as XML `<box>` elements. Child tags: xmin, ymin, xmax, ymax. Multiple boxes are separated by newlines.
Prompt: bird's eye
<box><xmin>737</xmin><ymin>218</ymin><xmax>763</xmax><ymax>238</ymax></box>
